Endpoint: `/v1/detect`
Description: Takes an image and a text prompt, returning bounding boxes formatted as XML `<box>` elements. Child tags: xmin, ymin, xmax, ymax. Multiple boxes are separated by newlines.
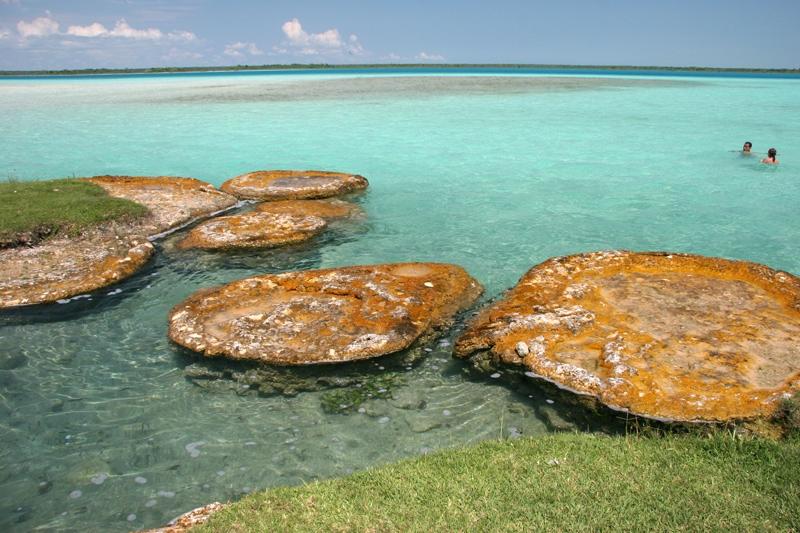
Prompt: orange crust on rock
<box><xmin>176</xmin><ymin>211</ymin><xmax>327</xmax><ymax>250</ymax></box>
<box><xmin>454</xmin><ymin>251</ymin><xmax>800</xmax><ymax>422</ymax></box>
<box><xmin>0</xmin><ymin>236</ymin><xmax>154</xmax><ymax>308</ymax></box>
<box><xmin>220</xmin><ymin>170</ymin><xmax>368</xmax><ymax>201</ymax></box>
<box><xmin>255</xmin><ymin>198</ymin><xmax>364</xmax><ymax>220</ymax></box>
<box><xmin>169</xmin><ymin>263</ymin><xmax>482</xmax><ymax>365</ymax></box>
<box><xmin>141</xmin><ymin>502</ymin><xmax>225</xmax><ymax>533</ymax></box>
<box><xmin>85</xmin><ymin>175</ymin><xmax>237</xmax><ymax>234</ymax></box>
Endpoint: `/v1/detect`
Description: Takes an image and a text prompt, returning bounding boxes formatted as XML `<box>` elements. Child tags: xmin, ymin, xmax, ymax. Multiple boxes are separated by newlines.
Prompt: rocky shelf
<box><xmin>454</xmin><ymin>251</ymin><xmax>800</xmax><ymax>423</ymax></box>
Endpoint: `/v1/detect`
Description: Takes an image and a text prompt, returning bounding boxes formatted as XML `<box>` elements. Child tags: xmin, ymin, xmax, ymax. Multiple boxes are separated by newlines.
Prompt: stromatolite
<box><xmin>1</xmin><ymin>176</ymin><xmax>234</xmax><ymax>309</ymax></box>
<box><xmin>0</xmin><ymin>233</ymin><xmax>154</xmax><ymax>308</ymax></box>
<box><xmin>169</xmin><ymin>263</ymin><xmax>482</xmax><ymax>364</ymax></box>
<box><xmin>85</xmin><ymin>175</ymin><xmax>237</xmax><ymax>235</ymax></box>
<box><xmin>454</xmin><ymin>251</ymin><xmax>800</xmax><ymax>422</ymax></box>
<box><xmin>254</xmin><ymin>198</ymin><xmax>364</xmax><ymax>219</ymax></box>
<box><xmin>176</xmin><ymin>211</ymin><xmax>327</xmax><ymax>250</ymax></box>
<box><xmin>220</xmin><ymin>170</ymin><xmax>368</xmax><ymax>201</ymax></box>
<box><xmin>175</xmin><ymin>199</ymin><xmax>363</xmax><ymax>251</ymax></box>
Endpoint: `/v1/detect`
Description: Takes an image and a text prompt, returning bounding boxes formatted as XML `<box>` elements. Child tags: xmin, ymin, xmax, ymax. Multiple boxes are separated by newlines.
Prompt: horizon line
<box><xmin>2</xmin><ymin>62</ymin><xmax>799</xmax><ymax>77</ymax></box>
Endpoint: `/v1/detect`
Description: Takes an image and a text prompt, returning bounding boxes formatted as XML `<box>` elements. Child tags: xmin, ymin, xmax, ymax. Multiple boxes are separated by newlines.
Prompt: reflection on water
<box><xmin>0</xmin><ymin>72</ymin><xmax>799</xmax><ymax>531</ymax></box>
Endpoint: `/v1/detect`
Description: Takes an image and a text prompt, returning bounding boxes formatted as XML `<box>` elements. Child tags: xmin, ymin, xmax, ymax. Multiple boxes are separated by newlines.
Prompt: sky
<box><xmin>0</xmin><ymin>0</ymin><xmax>799</xmax><ymax>71</ymax></box>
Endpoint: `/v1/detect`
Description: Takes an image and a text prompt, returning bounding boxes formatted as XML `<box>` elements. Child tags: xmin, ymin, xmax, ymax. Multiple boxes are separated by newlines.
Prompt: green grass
<box><xmin>0</xmin><ymin>179</ymin><xmax>149</xmax><ymax>247</ymax></box>
<box><xmin>200</xmin><ymin>433</ymin><xmax>800</xmax><ymax>532</ymax></box>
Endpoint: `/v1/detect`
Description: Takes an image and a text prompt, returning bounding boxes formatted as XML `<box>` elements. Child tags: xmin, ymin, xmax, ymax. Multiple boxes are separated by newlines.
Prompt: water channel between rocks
<box><xmin>0</xmin><ymin>71</ymin><xmax>799</xmax><ymax>531</ymax></box>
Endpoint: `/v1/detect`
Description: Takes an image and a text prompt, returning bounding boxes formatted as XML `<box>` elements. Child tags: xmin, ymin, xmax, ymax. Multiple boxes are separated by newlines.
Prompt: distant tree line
<box><xmin>1</xmin><ymin>63</ymin><xmax>798</xmax><ymax>76</ymax></box>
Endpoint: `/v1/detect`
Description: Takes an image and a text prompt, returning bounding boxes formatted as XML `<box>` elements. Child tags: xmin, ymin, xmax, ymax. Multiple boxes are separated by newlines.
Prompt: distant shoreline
<box><xmin>1</xmin><ymin>63</ymin><xmax>799</xmax><ymax>77</ymax></box>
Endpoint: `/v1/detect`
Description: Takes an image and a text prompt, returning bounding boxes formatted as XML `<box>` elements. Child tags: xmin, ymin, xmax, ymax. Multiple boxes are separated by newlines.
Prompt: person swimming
<box><xmin>762</xmin><ymin>148</ymin><xmax>779</xmax><ymax>165</ymax></box>
<box><xmin>742</xmin><ymin>141</ymin><xmax>753</xmax><ymax>154</ymax></box>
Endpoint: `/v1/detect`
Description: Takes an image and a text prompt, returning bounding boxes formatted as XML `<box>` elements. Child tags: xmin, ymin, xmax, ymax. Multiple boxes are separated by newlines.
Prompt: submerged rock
<box><xmin>176</xmin><ymin>211</ymin><xmax>327</xmax><ymax>250</ymax></box>
<box><xmin>85</xmin><ymin>175</ymin><xmax>237</xmax><ymax>235</ymax></box>
<box><xmin>454</xmin><ymin>251</ymin><xmax>800</xmax><ymax>423</ymax></box>
<box><xmin>255</xmin><ymin>198</ymin><xmax>365</xmax><ymax>220</ymax></box>
<box><xmin>169</xmin><ymin>263</ymin><xmax>482</xmax><ymax>365</ymax></box>
<box><xmin>220</xmin><ymin>170</ymin><xmax>368</xmax><ymax>201</ymax></box>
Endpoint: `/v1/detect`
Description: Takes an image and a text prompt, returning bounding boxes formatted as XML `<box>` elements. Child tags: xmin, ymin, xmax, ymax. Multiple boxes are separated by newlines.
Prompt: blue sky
<box><xmin>1</xmin><ymin>0</ymin><xmax>798</xmax><ymax>70</ymax></box>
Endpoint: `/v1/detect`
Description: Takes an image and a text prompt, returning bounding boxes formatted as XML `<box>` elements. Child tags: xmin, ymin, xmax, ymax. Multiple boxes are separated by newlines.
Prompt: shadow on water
<box><xmin>457</xmin><ymin>364</ymin><xmax>727</xmax><ymax>437</ymax></box>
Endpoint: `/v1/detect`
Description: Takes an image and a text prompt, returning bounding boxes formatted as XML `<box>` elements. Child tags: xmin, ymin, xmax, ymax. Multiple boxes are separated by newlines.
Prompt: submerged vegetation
<box><xmin>0</xmin><ymin>179</ymin><xmax>148</xmax><ymax>247</ymax></box>
<box><xmin>200</xmin><ymin>432</ymin><xmax>800</xmax><ymax>532</ymax></box>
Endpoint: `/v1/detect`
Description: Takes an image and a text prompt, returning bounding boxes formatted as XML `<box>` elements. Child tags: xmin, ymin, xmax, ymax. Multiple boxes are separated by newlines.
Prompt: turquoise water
<box><xmin>0</xmin><ymin>71</ymin><xmax>799</xmax><ymax>531</ymax></box>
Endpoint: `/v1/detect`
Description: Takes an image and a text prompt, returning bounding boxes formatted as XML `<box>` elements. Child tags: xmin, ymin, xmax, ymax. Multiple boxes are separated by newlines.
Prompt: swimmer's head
<box><xmin>743</xmin><ymin>142</ymin><xmax>752</xmax><ymax>152</ymax></box>
<box><xmin>768</xmin><ymin>148</ymin><xmax>777</xmax><ymax>158</ymax></box>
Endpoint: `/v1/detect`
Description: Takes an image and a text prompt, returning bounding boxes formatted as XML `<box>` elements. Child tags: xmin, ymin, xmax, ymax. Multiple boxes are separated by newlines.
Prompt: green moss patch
<box><xmin>0</xmin><ymin>179</ymin><xmax>149</xmax><ymax>247</ymax></box>
<box><xmin>200</xmin><ymin>433</ymin><xmax>800</xmax><ymax>532</ymax></box>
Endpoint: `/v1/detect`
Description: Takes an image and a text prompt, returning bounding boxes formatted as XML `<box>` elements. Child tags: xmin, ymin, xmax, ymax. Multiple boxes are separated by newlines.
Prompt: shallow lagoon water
<box><xmin>0</xmin><ymin>70</ymin><xmax>799</xmax><ymax>531</ymax></box>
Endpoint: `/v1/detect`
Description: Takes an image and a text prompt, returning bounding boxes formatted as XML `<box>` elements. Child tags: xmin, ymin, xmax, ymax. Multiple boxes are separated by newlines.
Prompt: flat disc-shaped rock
<box><xmin>255</xmin><ymin>198</ymin><xmax>364</xmax><ymax>220</ymax></box>
<box><xmin>169</xmin><ymin>263</ymin><xmax>483</xmax><ymax>365</ymax></box>
<box><xmin>454</xmin><ymin>251</ymin><xmax>800</xmax><ymax>422</ymax></box>
<box><xmin>220</xmin><ymin>170</ymin><xmax>368</xmax><ymax>201</ymax></box>
<box><xmin>86</xmin><ymin>175</ymin><xmax>237</xmax><ymax>235</ymax></box>
<box><xmin>0</xmin><ymin>234</ymin><xmax>154</xmax><ymax>308</ymax></box>
<box><xmin>177</xmin><ymin>211</ymin><xmax>327</xmax><ymax>250</ymax></box>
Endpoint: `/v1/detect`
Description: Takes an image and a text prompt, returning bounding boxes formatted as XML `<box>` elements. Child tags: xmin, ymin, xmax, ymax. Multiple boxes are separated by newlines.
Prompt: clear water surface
<box><xmin>0</xmin><ymin>69</ymin><xmax>798</xmax><ymax>531</ymax></box>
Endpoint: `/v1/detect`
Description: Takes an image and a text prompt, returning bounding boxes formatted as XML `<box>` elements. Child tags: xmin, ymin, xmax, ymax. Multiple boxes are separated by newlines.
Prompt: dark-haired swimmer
<box><xmin>762</xmin><ymin>148</ymin><xmax>779</xmax><ymax>165</ymax></box>
<box><xmin>742</xmin><ymin>141</ymin><xmax>753</xmax><ymax>155</ymax></box>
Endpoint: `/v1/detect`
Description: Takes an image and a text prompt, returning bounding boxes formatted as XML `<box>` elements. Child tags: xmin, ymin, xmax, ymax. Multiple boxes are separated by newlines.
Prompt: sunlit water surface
<box><xmin>0</xmin><ymin>71</ymin><xmax>799</xmax><ymax>531</ymax></box>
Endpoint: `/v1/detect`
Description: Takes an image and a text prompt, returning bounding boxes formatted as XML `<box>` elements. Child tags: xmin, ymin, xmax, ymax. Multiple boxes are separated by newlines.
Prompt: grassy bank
<box><xmin>200</xmin><ymin>432</ymin><xmax>800</xmax><ymax>532</ymax></box>
<box><xmin>0</xmin><ymin>179</ymin><xmax>148</xmax><ymax>247</ymax></box>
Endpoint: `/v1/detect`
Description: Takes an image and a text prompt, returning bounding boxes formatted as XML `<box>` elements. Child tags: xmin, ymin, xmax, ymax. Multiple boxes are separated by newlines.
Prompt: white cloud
<box><xmin>67</xmin><ymin>22</ymin><xmax>107</xmax><ymax>38</ymax></box>
<box><xmin>0</xmin><ymin>29</ymin><xmax>11</xmax><ymax>40</ymax></box>
<box><xmin>416</xmin><ymin>51</ymin><xmax>445</xmax><ymax>62</ymax></box>
<box><xmin>17</xmin><ymin>15</ymin><xmax>59</xmax><ymax>38</ymax></box>
<box><xmin>224</xmin><ymin>41</ymin><xmax>263</xmax><ymax>58</ymax></box>
<box><xmin>167</xmin><ymin>30</ymin><xmax>196</xmax><ymax>42</ymax></box>
<box><xmin>277</xmin><ymin>18</ymin><xmax>364</xmax><ymax>57</ymax></box>
<box><xmin>20</xmin><ymin>15</ymin><xmax>196</xmax><ymax>42</ymax></box>
<box><xmin>108</xmin><ymin>19</ymin><xmax>162</xmax><ymax>40</ymax></box>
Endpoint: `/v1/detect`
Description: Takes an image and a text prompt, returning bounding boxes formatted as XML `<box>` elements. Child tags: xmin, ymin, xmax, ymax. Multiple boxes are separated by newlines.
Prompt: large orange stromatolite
<box><xmin>169</xmin><ymin>263</ymin><xmax>483</xmax><ymax>365</ymax></box>
<box><xmin>176</xmin><ymin>211</ymin><xmax>327</xmax><ymax>250</ymax></box>
<box><xmin>454</xmin><ymin>251</ymin><xmax>800</xmax><ymax>422</ymax></box>
<box><xmin>85</xmin><ymin>175</ymin><xmax>237</xmax><ymax>234</ymax></box>
<box><xmin>220</xmin><ymin>170</ymin><xmax>368</xmax><ymax>201</ymax></box>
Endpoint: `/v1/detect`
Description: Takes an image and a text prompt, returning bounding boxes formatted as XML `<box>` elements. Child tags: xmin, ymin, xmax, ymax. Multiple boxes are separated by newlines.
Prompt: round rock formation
<box><xmin>169</xmin><ymin>263</ymin><xmax>482</xmax><ymax>365</ymax></box>
<box><xmin>220</xmin><ymin>170</ymin><xmax>368</xmax><ymax>201</ymax></box>
<box><xmin>0</xmin><ymin>233</ymin><xmax>154</xmax><ymax>308</ymax></box>
<box><xmin>85</xmin><ymin>175</ymin><xmax>237</xmax><ymax>235</ymax></box>
<box><xmin>255</xmin><ymin>198</ymin><xmax>364</xmax><ymax>220</ymax></box>
<box><xmin>454</xmin><ymin>251</ymin><xmax>800</xmax><ymax>423</ymax></box>
<box><xmin>176</xmin><ymin>211</ymin><xmax>327</xmax><ymax>250</ymax></box>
